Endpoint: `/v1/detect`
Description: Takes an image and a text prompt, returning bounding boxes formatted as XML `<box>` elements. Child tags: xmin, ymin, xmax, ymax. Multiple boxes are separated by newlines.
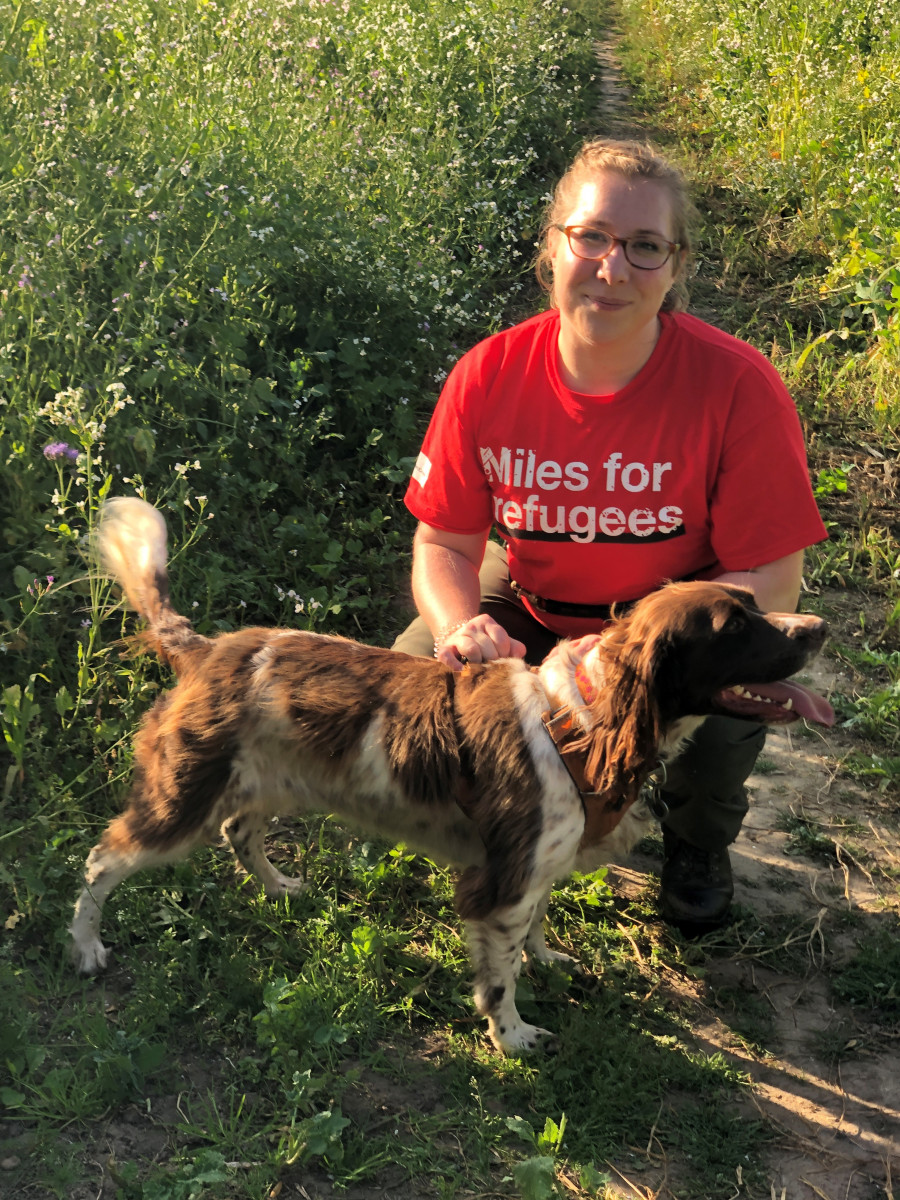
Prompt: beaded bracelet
<box><xmin>433</xmin><ymin>617</ymin><xmax>474</xmax><ymax>658</ymax></box>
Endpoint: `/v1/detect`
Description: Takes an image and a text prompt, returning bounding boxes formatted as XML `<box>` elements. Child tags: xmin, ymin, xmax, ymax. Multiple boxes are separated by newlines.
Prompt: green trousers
<box><xmin>392</xmin><ymin>541</ymin><xmax>764</xmax><ymax>850</ymax></box>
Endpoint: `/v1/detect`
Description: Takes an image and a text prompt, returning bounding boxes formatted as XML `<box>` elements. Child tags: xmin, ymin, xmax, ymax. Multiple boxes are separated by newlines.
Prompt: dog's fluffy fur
<box><xmin>70</xmin><ymin>498</ymin><xmax>830</xmax><ymax>1052</ymax></box>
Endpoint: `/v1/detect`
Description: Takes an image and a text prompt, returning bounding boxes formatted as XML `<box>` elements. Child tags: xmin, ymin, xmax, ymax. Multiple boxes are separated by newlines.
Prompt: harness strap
<box><xmin>540</xmin><ymin>705</ymin><xmax>669</xmax><ymax>843</ymax></box>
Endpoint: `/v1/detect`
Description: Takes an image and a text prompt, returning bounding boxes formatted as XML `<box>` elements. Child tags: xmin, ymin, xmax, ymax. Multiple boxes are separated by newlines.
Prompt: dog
<box><xmin>70</xmin><ymin>498</ymin><xmax>834</xmax><ymax>1053</ymax></box>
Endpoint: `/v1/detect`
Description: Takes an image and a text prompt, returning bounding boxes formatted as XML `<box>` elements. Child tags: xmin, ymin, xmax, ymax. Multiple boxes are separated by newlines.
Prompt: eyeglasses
<box><xmin>554</xmin><ymin>224</ymin><xmax>680</xmax><ymax>270</ymax></box>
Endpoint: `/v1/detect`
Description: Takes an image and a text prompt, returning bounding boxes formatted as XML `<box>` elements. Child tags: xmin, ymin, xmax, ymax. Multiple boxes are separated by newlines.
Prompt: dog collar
<box><xmin>574</xmin><ymin>661</ymin><xmax>597</xmax><ymax>705</ymax></box>
<box><xmin>541</xmin><ymin>670</ymin><xmax>667</xmax><ymax>843</ymax></box>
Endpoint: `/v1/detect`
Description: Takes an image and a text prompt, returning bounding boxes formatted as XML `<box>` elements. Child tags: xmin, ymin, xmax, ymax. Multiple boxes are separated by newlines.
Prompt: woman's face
<box><xmin>549</xmin><ymin>170</ymin><xmax>680</xmax><ymax>355</ymax></box>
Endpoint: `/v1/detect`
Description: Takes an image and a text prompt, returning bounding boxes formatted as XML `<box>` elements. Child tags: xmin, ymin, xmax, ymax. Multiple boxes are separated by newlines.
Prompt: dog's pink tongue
<box><xmin>749</xmin><ymin>681</ymin><xmax>835</xmax><ymax>726</ymax></box>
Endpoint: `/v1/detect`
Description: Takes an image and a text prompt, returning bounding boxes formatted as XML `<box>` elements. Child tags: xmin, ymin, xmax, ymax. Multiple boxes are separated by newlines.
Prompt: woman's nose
<box><xmin>595</xmin><ymin>242</ymin><xmax>629</xmax><ymax>280</ymax></box>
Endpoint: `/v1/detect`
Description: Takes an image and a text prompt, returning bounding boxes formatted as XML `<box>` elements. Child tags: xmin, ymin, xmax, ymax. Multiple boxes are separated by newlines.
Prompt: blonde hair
<box><xmin>535</xmin><ymin>138</ymin><xmax>696</xmax><ymax>313</ymax></box>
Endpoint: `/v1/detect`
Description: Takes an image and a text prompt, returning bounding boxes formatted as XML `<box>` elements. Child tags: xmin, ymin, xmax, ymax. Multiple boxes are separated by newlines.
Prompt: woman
<box><xmin>393</xmin><ymin>139</ymin><xmax>827</xmax><ymax>930</ymax></box>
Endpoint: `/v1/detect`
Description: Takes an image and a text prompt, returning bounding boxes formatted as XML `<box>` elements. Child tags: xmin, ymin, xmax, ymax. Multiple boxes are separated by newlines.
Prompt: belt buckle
<box><xmin>511</xmin><ymin>579</ymin><xmax>545</xmax><ymax>612</ymax></box>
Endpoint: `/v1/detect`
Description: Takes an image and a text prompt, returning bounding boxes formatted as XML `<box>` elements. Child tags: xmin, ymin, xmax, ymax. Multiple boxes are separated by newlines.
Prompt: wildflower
<box><xmin>43</xmin><ymin>441</ymin><xmax>79</xmax><ymax>461</ymax></box>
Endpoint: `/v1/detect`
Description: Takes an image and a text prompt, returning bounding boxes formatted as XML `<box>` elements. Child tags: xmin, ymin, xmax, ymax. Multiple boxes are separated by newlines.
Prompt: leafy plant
<box><xmin>832</xmin><ymin>925</ymin><xmax>900</xmax><ymax>1013</ymax></box>
<box><xmin>777</xmin><ymin>811</ymin><xmax>839</xmax><ymax>862</ymax></box>
<box><xmin>615</xmin><ymin>0</ymin><xmax>900</xmax><ymax>417</ymax></box>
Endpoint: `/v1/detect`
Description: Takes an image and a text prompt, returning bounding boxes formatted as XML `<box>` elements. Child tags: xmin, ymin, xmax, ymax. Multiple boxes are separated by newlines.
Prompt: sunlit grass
<box><xmin>2</xmin><ymin>0</ymin><xmax>899</xmax><ymax>1196</ymax></box>
<box><xmin>617</xmin><ymin>0</ymin><xmax>900</xmax><ymax>417</ymax></box>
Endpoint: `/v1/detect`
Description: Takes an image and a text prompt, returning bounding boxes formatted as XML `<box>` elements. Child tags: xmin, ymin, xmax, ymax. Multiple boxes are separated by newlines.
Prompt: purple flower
<box><xmin>43</xmin><ymin>441</ymin><xmax>79</xmax><ymax>461</ymax></box>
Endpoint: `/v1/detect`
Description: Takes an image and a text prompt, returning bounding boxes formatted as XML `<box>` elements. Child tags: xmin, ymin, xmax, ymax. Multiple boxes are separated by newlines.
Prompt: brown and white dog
<box><xmin>70</xmin><ymin>498</ymin><xmax>834</xmax><ymax>1053</ymax></box>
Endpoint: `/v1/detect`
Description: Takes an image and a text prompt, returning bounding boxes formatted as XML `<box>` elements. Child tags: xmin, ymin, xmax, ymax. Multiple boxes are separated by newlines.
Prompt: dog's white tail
<box><xmin>96</xmin><ymin>497</ymin><xmax>209</xmax><ymax>669</ymax></box>
<box><xmin>97</xmin><ymin>498</ymin><xmax>168</xmax><ymax>614</ymax></box>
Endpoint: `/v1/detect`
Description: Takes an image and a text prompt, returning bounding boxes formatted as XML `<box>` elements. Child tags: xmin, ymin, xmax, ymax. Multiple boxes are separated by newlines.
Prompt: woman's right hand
<box><xmin>434</xmin><ymin>613</ymin><xmax>526</xmax><ymax>671</ymax></box>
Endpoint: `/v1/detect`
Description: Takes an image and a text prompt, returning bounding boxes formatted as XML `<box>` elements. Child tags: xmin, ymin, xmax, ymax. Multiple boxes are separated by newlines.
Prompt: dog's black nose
<box><xmin>778</xmin><ymin>614</ymin><xmax>828</xmax><ymax>644</ymax></box>
<box><xmin>764</xmin><ymin>612</ymin><xmax>827</xmax><ymax>644</ymax></box>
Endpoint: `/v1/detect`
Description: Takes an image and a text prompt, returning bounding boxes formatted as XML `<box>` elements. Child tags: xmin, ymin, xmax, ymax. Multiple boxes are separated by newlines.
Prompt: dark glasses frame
<box><xmin>554</xmin><ymin>224</ymin><xmax>681</xmax><ymax>270</ymax></box>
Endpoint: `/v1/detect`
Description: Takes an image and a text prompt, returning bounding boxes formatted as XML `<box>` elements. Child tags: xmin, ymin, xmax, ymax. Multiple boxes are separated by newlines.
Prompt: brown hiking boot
<box><xmin>659</xmin><ymin>828</ymin><xmax>734</xmax><ymax>933</ymax></box>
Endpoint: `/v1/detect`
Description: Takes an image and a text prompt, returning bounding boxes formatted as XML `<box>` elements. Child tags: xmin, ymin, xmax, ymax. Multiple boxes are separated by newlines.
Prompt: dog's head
<box><xmin>599</xmin><ymin>581</ymin><xmax>833</xmax><ymax>727</ymax></box>
<box><xmin>565</xmin><ymin>581</ymin><xmax>834</xmax><ymax>801</ymax></box>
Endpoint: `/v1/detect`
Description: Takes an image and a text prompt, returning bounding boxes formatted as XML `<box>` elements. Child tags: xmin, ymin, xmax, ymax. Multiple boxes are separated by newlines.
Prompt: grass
<box><xmin>2</xmin><ymin>0</ymin><xmax>900</xmax><ymax>1195</ymax></box>
<box><xmin>0</xmin><ymin>837</ymin><xmax>772</xmax><ymax>1197</ymax></box>
<box><xmin>831</xmin><ymin>921</ymin><xmax>900</xmax><ymax>1014</ymax></box>
<box><xmin>615</xmin><ymin>0</ymin><xmax>900</xmax><ymax>415</ymax></box>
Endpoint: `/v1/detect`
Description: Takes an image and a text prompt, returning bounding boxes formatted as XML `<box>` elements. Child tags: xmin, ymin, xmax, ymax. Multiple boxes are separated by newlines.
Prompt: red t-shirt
<box><xmin>405</xmin><ymin>308</ymin><xmax>827</xmax><ymax>636</ymax></box>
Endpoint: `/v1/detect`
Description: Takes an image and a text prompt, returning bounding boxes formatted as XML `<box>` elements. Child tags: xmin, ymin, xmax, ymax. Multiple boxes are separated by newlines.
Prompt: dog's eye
<box><xmin>713</xmin><ymin>603</ymin><xmax>748</xmax><ymax>634</ymax></box>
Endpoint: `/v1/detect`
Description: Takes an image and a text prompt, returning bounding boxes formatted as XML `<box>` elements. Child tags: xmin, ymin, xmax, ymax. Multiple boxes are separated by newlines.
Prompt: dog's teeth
<box><xmin>731</xmin><ymin>686</ymin><xmax>782</xmax><ymax>706</ymax></box>
<box><xmin>784</xmin><ymin>697</ymin><xmax>793</xmax><ymax>710</ymax></box>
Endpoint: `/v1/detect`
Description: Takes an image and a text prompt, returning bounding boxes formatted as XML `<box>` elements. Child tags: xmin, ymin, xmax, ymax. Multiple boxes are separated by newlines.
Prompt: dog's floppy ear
<box><xmin>576</xmin><ymin>630</ymin><xmax>664</xmax><ymax>805</ymax></box>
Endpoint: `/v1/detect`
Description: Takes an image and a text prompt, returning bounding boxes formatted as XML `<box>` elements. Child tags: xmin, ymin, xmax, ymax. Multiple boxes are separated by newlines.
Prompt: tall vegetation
<box><xmin>0</xmin><ymin>0</ymin><xmax>595</xmax><ymax>790</ymax></box>
<box><xmin>616</xmin><ymin>0</ymin><xmax>900</xmax><ymax>416</ymax></box>
<box><xmin>2</xmin><ymin>2</ymin><xmax>898</xmax><ymax>1196</ymax></box>
<box><xmin>1</xmin><ymin>0</ymin><xmax>596</xmax><ymax>619</ymax></box>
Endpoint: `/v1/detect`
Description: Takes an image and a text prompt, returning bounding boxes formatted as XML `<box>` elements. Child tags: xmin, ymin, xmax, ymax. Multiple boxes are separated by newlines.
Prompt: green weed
<box><xmin>777</xmin><ymin>812</ymin><xmax>840</xmax><ymax>862</ymax></box>
<box><xmin>616</xmin><ymin>0</ymin><xmax>900</xmax><ymax>418</ymax></box>
<box><xmin>832</xmin><ymin>922</ymin><xmax>900</xmax><ymax>1013</ymax></box>
<box><xmin>3</xmin><ymin>0</ymin><xmax>898</xmax><ymax>1195</ymax></box>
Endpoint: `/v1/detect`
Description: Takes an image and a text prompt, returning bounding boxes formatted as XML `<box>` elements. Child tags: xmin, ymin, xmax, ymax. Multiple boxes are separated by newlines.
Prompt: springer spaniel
<box><xmin>70</xmin><ymin>499</ymin><xmax>834</xmax><ymax>1053</ymax></box>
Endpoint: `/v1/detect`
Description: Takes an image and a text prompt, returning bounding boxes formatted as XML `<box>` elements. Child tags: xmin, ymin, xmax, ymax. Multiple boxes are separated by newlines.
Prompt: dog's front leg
<box><xmin>466</xmin><ymin>893</ymin><xmax>556</xmax><ymax>1054</ymax></box>
<box><xmin>523</xmin><ymin>887</ymin><xmax>576</xmax><ymax>967</ymax></box>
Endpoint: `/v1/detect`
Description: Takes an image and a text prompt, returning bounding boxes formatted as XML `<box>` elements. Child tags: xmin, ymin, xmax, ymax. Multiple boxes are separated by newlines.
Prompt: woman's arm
<box><xmin>713</xmin><ymin>549</ymin><xmax>805</xmax><ymax>613</ymax></box>
<box><xmin>412</xmin><ymin>522</ymin><xmax>526</xmax><ymax>669</ymax></box>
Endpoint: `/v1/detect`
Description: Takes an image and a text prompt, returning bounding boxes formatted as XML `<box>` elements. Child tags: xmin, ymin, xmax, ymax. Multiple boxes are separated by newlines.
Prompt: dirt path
<box><xmin>606</xmin><ymin>617</ymin><xmax>900</xmax><ymax>1200</ymax></box>
<box><xmin>713</xmin><ymin>650</ymin><xmax>898</xmax><ymax>1200</ymax></box>
<box><xmin>589</xmin><ymin>37</ymin><xmax>900</xmax><ymax>1199</ymax></box>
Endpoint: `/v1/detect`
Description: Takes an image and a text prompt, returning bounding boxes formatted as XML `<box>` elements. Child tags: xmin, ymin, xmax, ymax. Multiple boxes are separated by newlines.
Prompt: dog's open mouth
<box><xmin>715</xmin><ymin>680</ymin><xmax>835</xmax><ymax>726</ymax></box>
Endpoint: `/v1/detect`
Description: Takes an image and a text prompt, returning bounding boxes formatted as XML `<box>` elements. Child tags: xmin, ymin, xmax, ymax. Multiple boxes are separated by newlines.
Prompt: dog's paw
<box><xmin>525</xmin><ymin>945</ymin><xmax>577</xmax><ymax>968</ymax></box>
<box><xmin>71</xmin><ymin>937</ymin><xmax>109</xmax><ymax>976</ymax></box>
<box><xmin>490</xmin><ymin>1020</ymin><xmax>557</xmax><ymax>1055</ymax></box>
<box><xmin>266</xmin><ymin>875</ymin><xmax>309</xmax><ymax>899</ymax></box>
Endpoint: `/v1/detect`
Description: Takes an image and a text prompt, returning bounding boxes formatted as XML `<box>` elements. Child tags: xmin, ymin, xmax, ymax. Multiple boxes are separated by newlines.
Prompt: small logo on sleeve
<box><xmin>412</xmin><ymin>452</ymin><xmax>432</xmax><ymax>488</ymax></box>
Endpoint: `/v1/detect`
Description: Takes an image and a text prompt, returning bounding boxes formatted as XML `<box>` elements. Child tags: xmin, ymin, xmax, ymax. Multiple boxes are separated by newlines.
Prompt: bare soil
<box><xmin>608</xmin><ymin>637</ymin><xmax>900</xmax><ymax>1200</ymax></box>
<box><xmin>588</xmin><ymin>33</ymin><xmax>900</xmax><ymax>1199</ymax></box>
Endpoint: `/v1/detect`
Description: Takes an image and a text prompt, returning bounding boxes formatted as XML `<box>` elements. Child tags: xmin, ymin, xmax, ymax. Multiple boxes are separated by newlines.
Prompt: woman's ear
<box><xmin>546</xmin><ymin>224</ymin><xmax>562</xmax><ymax>263</ymax></box>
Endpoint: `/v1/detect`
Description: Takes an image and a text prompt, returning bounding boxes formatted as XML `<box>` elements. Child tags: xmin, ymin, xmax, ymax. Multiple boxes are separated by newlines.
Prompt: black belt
<box><xmin>510</xmin><ymin>580</ymin><xmax>631</xmax><ymax>620</ymax></box>
<box><xmin>509</xmin><ymin>563</ymin><xmax>718</xmax><ymax>619</ymax></box>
